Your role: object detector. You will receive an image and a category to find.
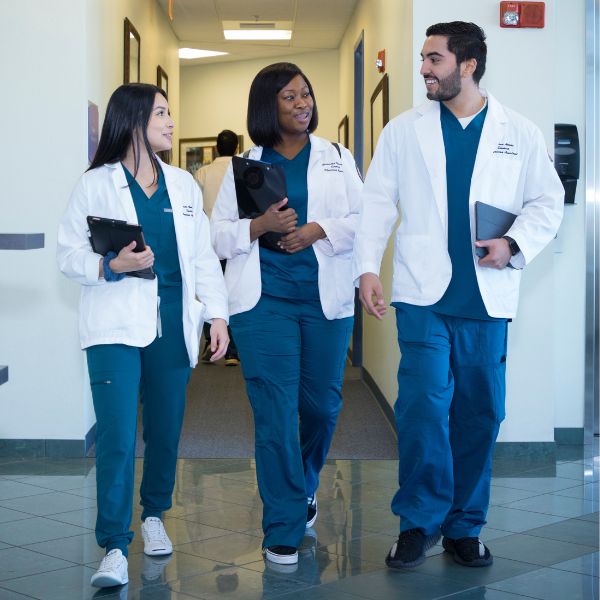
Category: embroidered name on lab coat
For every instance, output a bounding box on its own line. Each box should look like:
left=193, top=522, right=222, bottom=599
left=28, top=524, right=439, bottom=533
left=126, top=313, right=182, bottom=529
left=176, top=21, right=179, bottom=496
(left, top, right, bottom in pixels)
left=182, top=205, right=194, bottom=217
left=493, top=142, right=518, bottom=156
left=323, top=161, right=343, bottom=173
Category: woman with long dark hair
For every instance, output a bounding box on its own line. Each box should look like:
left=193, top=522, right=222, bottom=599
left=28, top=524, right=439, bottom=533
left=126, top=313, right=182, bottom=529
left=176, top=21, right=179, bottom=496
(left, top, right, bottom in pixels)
left=58, top=83, right=228, bottom=588
left=211, top=63, right=363, bottom=565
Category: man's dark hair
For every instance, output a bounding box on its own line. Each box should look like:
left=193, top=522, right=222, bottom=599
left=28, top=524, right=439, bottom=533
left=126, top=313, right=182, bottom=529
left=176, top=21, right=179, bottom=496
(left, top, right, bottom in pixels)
left=426, top=21, right=487, bottom=83
left=247, top=62, right=318, bottom=148
left=216, top=130, right=238, bottom=156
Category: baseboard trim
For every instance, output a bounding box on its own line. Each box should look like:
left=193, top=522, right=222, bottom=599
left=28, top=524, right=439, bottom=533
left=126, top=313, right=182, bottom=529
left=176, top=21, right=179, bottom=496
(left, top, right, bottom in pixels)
left=554, top=427, right=585, bottom=445
left=85, top=423, right=97, bottom=454
left=362, top=367, right=396, bottom=431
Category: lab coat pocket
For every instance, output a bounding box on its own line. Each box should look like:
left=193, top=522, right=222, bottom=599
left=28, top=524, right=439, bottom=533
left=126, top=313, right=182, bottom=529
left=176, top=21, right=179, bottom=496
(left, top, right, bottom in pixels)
left=191, top=298, right=206, bottom=336
left=485, top=157, right=524, bottom=208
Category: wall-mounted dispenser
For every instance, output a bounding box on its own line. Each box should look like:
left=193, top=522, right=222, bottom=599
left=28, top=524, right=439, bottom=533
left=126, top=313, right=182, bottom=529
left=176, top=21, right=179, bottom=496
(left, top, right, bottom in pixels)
left=554, top=123, right=580, bottom=204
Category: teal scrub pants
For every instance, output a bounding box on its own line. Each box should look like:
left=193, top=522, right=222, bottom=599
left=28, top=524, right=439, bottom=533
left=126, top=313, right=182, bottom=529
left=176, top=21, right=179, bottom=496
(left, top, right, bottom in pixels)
left=230, top=294, right=353, bottom=549
left=391, top=304, right=507, bottom=539
left=86, top=296, right=191, bottom=556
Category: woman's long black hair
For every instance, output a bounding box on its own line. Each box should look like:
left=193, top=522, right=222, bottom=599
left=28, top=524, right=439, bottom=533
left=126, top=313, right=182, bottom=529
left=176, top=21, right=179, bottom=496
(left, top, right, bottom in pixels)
left=247, top=62, right=318, bottom=148
left=88, top=83, right=168, bottom=184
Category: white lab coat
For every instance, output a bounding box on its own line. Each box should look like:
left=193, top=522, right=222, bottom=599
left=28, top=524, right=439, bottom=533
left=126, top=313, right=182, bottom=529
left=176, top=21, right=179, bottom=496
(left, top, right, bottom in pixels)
left=57, top=158, right=228, bottom=367
left=352, top=91, right=564, bottom=319
left=211, top=134, right=363, bottom=319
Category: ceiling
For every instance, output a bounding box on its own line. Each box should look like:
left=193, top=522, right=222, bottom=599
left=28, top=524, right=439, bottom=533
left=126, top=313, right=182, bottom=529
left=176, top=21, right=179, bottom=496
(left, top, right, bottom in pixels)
left=156, top=0, right=359, bottom=66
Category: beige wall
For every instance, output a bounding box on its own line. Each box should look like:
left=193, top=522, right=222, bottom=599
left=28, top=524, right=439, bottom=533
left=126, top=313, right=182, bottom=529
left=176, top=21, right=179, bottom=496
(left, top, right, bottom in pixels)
left=179, top=50, right=340, bottom=158
left=338, top=0, right=414, bottom=406
left=0, top=0, right=178, bottom=443
left=86, top=0, right=181, bottom=163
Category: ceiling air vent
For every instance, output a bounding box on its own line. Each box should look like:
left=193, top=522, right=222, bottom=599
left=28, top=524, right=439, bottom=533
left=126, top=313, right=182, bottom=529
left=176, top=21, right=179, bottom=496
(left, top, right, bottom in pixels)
left=239, top=22, right=276, bottom=29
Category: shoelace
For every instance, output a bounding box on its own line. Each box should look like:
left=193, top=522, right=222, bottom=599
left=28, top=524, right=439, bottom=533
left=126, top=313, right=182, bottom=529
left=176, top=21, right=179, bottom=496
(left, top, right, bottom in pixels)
left=144, top=518, right=169, bottom=543
left=98, top=550, right=123, bottom=572
left=398, top=529, right=422, bottom=547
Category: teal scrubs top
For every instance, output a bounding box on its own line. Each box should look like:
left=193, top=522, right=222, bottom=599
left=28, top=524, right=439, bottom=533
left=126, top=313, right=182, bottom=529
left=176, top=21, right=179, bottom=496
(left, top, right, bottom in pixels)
left=123, top=164, right=182, bottom=303
left=259, top=143, right=320, bottom=300
left=430, top=102, right=503, bottom=321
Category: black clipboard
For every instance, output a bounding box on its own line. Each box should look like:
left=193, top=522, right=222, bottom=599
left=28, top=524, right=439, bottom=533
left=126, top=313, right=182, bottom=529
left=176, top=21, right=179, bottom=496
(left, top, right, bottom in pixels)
left=87, top=216, right=155, bottom=279
left=474, top=201, right=518, bottom=258
left=232, top=155, right=288, bottom=253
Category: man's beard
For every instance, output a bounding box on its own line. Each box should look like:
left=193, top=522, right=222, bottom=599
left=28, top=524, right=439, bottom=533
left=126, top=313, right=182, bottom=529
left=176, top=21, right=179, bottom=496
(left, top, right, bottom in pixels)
left=425, top=66, right=462, bottom=101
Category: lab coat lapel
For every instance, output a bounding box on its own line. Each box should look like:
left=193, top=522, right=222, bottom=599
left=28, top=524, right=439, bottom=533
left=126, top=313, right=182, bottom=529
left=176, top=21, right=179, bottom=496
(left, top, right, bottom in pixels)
left=160, top=160, right=186, bottom=247
left=472, top=92, right=508, bottom=182
left=413, top=101, right=447, bottom=224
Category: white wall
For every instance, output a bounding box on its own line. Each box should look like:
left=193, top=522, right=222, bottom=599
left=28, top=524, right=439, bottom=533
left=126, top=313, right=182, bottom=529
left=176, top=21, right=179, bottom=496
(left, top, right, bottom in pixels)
left=338, top=0, right=414, bottom=405
left=552, top=0, right=586, bottom=429
left=0, top=0, right=178, bottom=445
left=180, top=50, right=340, bottom=153
left=412, top=0, right=585, bottom=442
left=339, top=0, right=585, bottom=443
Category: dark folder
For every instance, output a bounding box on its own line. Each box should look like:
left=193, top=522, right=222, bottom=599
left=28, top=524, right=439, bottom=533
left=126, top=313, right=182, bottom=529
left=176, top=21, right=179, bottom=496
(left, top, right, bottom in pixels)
left=232, top=155, right=288, bottom=253
left=87, top=216, right=155, bottom=279
left=474, top=201, right=518, bottom=258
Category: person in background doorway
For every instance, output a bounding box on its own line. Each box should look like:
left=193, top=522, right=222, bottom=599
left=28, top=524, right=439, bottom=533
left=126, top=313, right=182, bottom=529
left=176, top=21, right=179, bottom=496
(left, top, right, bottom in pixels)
left=353, top=22, right=563, bottom=570
left=211, top=62, right=363, bottom=566
left=195, top=129, right=240, bottom=366
left=57, top=83, right=229, bottom=589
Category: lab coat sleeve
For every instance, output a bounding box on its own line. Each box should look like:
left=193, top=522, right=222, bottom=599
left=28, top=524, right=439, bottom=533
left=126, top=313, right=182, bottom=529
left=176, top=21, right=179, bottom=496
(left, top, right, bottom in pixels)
left=56, top=175, right=105, bottom=286
left=192, top=180, right=229, bottom=323
left=314, top=145, right=363, bottom=257
left=351, top=123, right=401, bottom=284
left=504, top=126, right=564, bottom=269
left=210, top=161, right=254, bottom=259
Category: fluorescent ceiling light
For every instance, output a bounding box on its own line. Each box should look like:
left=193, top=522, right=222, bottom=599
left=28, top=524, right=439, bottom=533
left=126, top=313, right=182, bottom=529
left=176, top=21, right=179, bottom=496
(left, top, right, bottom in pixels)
left=223, top=30, right=292, bottom=40
left=179, top=48, right=228, bottom=59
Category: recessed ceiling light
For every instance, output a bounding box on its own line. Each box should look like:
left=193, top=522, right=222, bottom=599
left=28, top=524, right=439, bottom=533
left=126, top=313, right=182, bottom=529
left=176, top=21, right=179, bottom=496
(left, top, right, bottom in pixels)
left=223, top=30, right=292, bottom=41
left=179, top=48, right=228, bottom=59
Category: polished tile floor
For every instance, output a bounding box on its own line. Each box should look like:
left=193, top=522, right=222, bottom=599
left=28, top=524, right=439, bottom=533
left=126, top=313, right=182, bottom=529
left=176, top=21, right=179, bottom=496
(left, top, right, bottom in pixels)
left=0, top=443, right=597, bottom=600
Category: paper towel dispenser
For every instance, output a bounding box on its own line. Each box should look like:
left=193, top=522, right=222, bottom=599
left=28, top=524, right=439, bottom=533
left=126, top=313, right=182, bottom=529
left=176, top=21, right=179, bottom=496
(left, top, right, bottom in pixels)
left=554, top=123, right=579, bottom=204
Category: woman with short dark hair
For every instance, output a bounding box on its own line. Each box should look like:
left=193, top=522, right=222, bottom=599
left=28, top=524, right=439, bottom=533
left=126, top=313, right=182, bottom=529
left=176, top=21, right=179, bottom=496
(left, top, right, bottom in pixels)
left=58, top=83, right=229, bottom=588
left=211, top=62, right=363, bottom=565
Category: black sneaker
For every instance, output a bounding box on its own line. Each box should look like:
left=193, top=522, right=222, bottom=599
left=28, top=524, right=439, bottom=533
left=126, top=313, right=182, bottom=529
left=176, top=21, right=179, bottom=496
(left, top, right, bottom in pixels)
left=224, top=351, right=240, bottom=367
left=385, top=529, right=441, bottom=569
left=263, top=545, right=298, bottom=565
left=201, top=342, right=213, bottom=364
left=306, top=495, right=317, bottom=528
left=442, top=536, right=493, bottom=567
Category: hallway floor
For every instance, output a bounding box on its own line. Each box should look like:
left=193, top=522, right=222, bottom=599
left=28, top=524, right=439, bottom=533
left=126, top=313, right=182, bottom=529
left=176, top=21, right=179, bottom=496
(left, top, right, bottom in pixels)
left=0, top=443, right=597, bottom=599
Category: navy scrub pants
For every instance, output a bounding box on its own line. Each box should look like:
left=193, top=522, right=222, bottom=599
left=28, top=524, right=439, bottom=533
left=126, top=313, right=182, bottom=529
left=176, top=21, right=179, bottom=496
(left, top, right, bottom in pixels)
left=391, top=304, right=507, bottom=539
left=230, top=294, right=353, bottom=549
left=86, top=297, right=191, bottom=555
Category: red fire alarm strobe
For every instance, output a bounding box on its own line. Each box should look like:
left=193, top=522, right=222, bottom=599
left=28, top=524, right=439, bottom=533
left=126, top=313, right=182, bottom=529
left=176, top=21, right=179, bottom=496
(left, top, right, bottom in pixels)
left=376, top=50, right=385, bottom=73
left=500, top=1, right=545, bottom=28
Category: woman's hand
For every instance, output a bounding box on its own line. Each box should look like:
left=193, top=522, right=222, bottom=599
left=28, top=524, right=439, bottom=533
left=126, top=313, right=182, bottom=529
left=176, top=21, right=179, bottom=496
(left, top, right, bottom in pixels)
left=209, top=319, right=229, bottom=362
left=278, top=222, right=325, bottom=253
left=110, top=240, right=154, bottom=273
left=250, top=198, right=297, bottom=241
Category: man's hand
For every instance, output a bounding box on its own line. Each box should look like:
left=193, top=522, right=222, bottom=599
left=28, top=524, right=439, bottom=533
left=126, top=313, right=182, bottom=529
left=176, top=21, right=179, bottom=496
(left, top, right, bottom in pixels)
left=209, top=319, right=229, bottom=362
left=359, top=273, right=387, bottom=320
left=475, top=238, right=512, bottom=269
left=278, top=222, right=325, bottom=253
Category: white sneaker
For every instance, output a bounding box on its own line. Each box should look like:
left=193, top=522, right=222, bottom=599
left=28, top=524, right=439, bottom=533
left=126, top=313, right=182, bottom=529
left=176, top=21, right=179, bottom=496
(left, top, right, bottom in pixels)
left=306, top=495, right=317, bottom=528
left=90, top=549, right=128, bottom=588
left=141, top=553, right=172, bottom=583
left=263, top=545, right=298, bottom=565
left=141, top=517, right=173, bottom=556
